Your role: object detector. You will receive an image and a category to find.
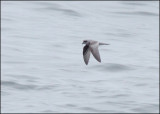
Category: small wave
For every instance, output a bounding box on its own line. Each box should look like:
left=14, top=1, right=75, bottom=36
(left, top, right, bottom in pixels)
left=1, top=91, right=10, bottom=96
left=121, top=2, right=147, bottom=6
left=1, top=80, right=58, bottom=91
left=80, top=106, right=107, bottom=112
left=111, top=93, right=130, bottom=98
left=41, top=109, right=54, bottom=112
left=34, top=3, right=81, bottom=17
left=2, top=17, right=14, bottom=22
left=90, top=63, right=135, bottom=72
left=59, top=103, right=77, bottom=108
left=46, top=7, right=81, bottom=17
left=114, top=11, right=158, bottom=17
left=106, top=32, right=134, bottom=38
left=131, top=103, right=159, bottom=113
left=4, top=74, right=38, bottom=80
left=2, top=61, right=25, bottom=64
left=2, top=81, right=37, bottom=90
left=1, top=27, right=12, bottom=31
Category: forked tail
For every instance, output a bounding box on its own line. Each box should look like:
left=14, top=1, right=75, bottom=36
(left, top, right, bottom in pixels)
left=99, top=42, right=110, bottom=45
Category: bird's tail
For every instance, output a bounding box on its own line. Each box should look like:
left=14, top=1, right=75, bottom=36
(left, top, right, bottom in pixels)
left=99, top=42, right=110, bottom=45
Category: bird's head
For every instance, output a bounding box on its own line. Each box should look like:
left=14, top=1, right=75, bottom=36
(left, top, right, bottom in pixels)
left=82, top=40, right=88, bottom=44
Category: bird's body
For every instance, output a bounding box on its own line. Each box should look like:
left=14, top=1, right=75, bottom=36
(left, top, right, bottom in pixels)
left=82, top=40, right=109, bottom=65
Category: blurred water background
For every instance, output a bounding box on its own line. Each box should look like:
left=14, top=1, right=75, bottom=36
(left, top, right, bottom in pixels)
left=1, top=1, right=159, bottom=113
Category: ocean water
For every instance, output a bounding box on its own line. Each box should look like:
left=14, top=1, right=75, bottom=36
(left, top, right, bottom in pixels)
left=1, top=1, right=159, bottom=113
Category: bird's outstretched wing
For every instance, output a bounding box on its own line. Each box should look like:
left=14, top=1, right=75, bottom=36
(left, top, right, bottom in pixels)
left=90, top=43, right=101, bottom=62
left=83, top=45, right=91, bottom=65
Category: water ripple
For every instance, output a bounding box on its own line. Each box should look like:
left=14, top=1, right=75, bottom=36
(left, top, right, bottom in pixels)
left=41, top=110, right=54, bottom=113
left=2, top=81, right=37, bottom=90
left=2, top=17, right=14, bottom=22
left=34, top=3, right=81, bottom=17
left=79, top=106, right=107, bottom=113
left=90, top=63, right=135, bottom=72
left=121, top=2, right=148, bottom=6
left=1, top=91, right=10, bottom=96
left=131, top=104, right=159, bottom=113
left=2, top=80, right=58, bottom=91
left=114, top=11, right=158, bottom=17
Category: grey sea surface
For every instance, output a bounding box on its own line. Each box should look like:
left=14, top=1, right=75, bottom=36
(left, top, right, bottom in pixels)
left=1, top=1, right=159, bottom=113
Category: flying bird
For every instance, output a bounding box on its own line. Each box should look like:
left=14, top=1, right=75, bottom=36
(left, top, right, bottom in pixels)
left=82, top=40, right=109, bottom=65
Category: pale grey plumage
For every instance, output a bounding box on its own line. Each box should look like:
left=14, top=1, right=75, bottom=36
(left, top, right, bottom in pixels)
left=82, top=40, right=109, bottom=65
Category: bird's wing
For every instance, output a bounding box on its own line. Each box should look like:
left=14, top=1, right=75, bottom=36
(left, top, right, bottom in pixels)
left=83, top=45, right=91, bottom=65
left=90, top=43, right=101, bottom=62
